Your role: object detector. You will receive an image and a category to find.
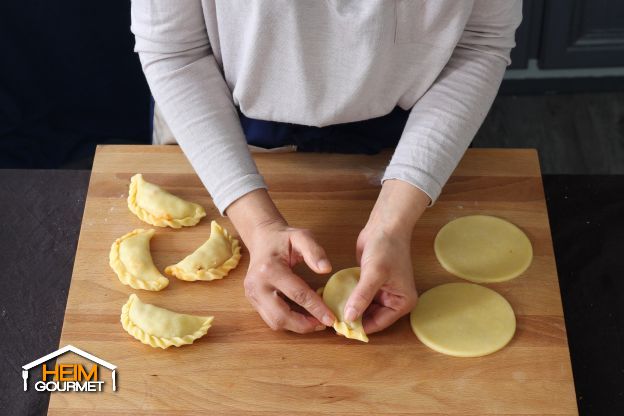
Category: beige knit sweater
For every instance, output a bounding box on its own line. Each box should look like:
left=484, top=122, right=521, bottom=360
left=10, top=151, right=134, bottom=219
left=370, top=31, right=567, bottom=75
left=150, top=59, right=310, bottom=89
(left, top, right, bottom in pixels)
left=131, top=0, right=521, bottom=213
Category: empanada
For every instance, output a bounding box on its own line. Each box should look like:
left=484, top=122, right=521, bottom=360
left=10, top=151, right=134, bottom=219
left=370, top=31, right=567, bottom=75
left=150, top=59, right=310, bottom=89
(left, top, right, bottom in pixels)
left=109, top=229, right=169, bottom=291
left=322, top=267, right=369, bottom=343
left=165, top=221, right=241, bottom=281
left=128, top=173, right=206, bottom=228
left=121, top=294, right=214, bottom=349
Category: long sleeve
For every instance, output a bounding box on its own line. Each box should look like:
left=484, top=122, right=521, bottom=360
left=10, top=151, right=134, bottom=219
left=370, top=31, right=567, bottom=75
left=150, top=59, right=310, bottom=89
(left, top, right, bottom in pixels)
left=382, top=0, right=522, bottom=203
left=130, top=0, right=266, bottom=214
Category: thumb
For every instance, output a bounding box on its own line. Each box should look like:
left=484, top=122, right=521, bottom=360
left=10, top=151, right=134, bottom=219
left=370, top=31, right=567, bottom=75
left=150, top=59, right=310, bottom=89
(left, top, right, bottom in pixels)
left=344, top=265, right=384, bottom=323
left=291, top=230, right=332, bottom=274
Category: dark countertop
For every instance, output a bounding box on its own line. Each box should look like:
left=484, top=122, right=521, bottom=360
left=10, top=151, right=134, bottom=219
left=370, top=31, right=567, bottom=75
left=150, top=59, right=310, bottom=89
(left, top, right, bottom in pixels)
left=543, top=175, right=624, bottom=415
left=0, top=170, right=90, bottom=416
left=0, top=170, right=622, bottom=415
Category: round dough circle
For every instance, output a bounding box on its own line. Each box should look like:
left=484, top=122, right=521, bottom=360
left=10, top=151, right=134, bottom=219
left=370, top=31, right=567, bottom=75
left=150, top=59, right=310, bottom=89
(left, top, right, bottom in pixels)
left=434, top=215, right=533, bottom=283
left=410, top=283, right=516, bottom=357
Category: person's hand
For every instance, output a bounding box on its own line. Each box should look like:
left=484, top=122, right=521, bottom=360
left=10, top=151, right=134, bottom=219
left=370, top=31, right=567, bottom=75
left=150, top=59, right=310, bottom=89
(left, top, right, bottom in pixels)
left=343, top=179, right=430, bottom=334
left=243, top=220, right=336, bottom=333
left=226, top=189, right=336, bottom=333
left=348, top=222, right=418, bottom=333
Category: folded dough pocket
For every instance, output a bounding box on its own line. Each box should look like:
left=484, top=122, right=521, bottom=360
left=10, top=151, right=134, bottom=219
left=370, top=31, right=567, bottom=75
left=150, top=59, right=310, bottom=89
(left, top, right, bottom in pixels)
left=121, top=294, right=214, bottom=349
left=322, top=267, right=369, bottom=343
left=128, top=173, right=206, bottom=228
left=165, top=221, right=241, bottom=281
left=109, top=229, right=169, bottom=291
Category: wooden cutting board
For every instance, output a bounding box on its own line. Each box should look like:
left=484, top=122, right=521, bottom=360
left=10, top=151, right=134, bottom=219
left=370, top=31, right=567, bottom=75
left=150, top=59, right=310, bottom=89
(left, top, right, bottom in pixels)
left=49, top=145, right=577, bottom=415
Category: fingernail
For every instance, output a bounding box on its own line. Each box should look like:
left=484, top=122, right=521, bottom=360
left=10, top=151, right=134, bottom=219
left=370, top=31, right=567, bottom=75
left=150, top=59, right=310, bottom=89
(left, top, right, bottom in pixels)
left=314, top=324, right=326, bottom=331
left=317, top=259, right=331, bottom=272
left=322, top=314, right=334, bottom=327
left=344, top=307, right=358, bottom=323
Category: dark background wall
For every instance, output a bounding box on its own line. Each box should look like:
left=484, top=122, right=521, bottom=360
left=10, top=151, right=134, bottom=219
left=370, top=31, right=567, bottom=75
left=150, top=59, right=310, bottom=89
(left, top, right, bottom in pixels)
left=0, top=1, right=151, bottom=169
left=0, top=0, right=623, bottom=170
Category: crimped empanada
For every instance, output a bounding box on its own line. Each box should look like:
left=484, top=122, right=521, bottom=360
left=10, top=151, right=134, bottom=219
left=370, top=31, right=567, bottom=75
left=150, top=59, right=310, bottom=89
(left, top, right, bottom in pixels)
left=128, top=174, right=206, bottom=228
left=165, top=221, right=241, bottom=281
left=109, top=229, right=169, bottom=291
left=323, top=267, right=369, bottom=342
left=121, top=294, right=214, bottom=349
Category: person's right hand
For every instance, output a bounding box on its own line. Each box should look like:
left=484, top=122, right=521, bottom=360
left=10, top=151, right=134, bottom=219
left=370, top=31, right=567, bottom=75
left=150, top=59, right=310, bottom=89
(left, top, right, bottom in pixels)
left=243, top=220, right=336, bottom=333
left=226, top=189, right=336, bottom=334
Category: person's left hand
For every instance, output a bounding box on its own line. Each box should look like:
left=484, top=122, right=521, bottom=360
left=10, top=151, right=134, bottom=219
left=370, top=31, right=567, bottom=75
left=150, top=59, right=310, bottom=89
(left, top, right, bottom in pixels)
left=344, top=220, right=418, bottom=334
left=342, top=179, right=430, bottom=334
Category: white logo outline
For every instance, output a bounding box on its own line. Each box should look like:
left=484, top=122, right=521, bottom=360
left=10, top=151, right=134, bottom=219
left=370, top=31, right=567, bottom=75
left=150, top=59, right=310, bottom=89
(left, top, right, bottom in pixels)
left=22, top=345, right=117, bottom=391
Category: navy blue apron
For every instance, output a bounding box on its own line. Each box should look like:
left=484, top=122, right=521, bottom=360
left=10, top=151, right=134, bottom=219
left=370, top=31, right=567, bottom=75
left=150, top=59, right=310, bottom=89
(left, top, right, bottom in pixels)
left=239, top=106, right=410, bottom=154
left=151, top=97, right=410, bottom=154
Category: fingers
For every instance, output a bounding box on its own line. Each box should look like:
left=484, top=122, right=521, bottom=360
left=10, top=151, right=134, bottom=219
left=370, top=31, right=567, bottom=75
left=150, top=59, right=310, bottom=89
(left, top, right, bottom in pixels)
left=343, top=265, right=385, bottom=323
left=275, top=271, right=335, bottom=327
left=364, top=291, right=418, bottom=333
left=265, top=291, right=327, bottom=334
left=244, top=262, right=336, bottom=333
left=242, top=225, right=335, bottom=334
left=246, top=278, right=325, bottom=334
left=291, top=229, right=332, bottom=274
left=374, top=290, right=410, bottom=312
left=355, top=232, right=366, bottom=265
left=362, top=304, right=404, bottom=334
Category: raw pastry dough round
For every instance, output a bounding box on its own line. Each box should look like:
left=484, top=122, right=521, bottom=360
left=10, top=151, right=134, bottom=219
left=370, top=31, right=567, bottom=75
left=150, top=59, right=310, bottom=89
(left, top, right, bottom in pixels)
left=322, top=267, right=368, bottom=343
left=410, top=283, right=516, bottom=357
left=434, top=215, right=533, bottom=283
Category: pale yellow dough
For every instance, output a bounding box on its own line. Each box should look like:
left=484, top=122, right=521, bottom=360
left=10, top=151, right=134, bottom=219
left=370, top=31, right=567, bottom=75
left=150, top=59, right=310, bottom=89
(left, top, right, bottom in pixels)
left=410, top=283, right=516, bottom=357
left=121, top=294, right=214, bottom=349
left=165, top=221, right=241, bottom=281
left=434, top=215, right=533, bottom=283
left=322, top=267, right=368, bottom=343
left=109, top=229, right=169, bottom=291
left=128, top=173, right=206, bottom=228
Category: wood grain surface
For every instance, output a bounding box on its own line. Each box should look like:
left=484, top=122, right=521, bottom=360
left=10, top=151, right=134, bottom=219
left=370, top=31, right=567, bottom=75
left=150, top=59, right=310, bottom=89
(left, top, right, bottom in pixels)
left=49, top=145, right=577, bottom=415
